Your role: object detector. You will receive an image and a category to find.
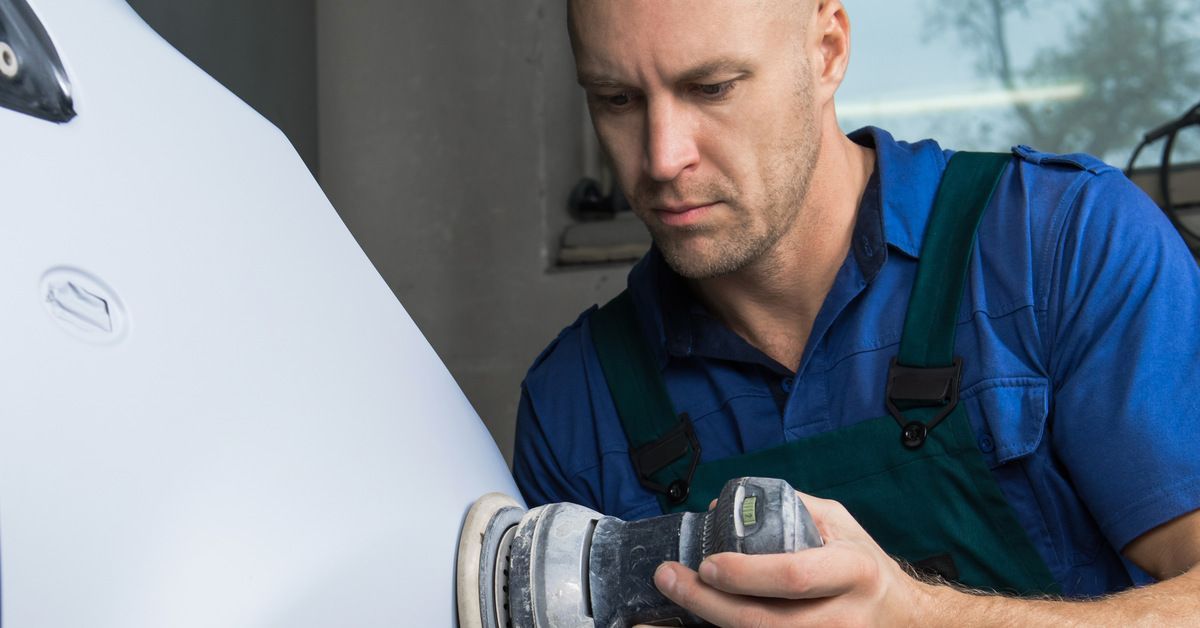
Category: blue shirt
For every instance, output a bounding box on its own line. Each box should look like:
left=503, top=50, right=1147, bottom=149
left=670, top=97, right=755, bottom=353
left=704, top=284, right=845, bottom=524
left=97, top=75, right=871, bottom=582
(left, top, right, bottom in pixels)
left=514, top=127, right=1200, bottom=597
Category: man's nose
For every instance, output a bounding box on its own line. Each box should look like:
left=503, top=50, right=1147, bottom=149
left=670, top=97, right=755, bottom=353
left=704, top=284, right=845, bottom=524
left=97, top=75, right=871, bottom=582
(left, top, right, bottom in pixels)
left=643, top=100, right=699, bottom=182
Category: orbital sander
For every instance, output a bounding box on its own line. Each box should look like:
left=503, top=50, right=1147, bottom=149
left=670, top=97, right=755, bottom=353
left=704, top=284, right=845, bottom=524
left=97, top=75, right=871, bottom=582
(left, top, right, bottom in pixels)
left=456, top=477, right=823, bottom=628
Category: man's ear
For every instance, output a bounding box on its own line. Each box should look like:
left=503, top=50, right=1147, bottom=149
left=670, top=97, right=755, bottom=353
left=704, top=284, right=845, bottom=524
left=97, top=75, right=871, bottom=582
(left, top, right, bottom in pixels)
left=813, top=0, right=850, bottom=103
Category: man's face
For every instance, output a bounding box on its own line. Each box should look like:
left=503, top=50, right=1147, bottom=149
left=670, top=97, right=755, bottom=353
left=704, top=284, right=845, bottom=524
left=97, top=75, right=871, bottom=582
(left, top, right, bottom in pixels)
left=570, top=0, right=822, bottom=279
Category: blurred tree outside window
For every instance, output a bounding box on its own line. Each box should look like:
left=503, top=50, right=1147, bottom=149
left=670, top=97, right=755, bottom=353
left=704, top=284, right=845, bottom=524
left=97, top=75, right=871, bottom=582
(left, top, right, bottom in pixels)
left=839, top=0, right=1200, bottom=166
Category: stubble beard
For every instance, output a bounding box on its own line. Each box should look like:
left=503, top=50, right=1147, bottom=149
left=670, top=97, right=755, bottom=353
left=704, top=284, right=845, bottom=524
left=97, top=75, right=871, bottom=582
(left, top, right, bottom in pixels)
left=635, top=91, right=821, bottom=281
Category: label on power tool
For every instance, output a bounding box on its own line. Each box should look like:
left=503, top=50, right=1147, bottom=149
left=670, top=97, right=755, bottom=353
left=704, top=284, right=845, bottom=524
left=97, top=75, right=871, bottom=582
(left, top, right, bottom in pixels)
left=741, top=496, right=757, bottom=527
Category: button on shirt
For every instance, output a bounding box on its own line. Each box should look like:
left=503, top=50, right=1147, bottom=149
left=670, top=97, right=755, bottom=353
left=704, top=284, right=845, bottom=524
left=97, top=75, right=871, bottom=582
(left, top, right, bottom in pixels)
left=514, top=127, right=1200, bottom=597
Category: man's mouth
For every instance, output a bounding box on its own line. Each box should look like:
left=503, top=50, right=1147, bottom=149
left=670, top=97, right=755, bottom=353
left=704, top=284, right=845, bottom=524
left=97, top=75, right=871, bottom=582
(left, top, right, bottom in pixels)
left=654, top=202, right=718, bottom=227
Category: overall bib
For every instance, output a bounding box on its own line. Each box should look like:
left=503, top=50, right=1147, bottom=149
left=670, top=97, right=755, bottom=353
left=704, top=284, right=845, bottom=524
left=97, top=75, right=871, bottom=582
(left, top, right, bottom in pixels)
left=589, top=153, right=1059, bottom=595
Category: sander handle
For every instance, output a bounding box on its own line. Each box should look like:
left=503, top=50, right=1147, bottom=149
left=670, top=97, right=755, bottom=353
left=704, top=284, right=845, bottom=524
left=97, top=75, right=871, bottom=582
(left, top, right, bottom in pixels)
left=586, top=476, right=823, bottom=627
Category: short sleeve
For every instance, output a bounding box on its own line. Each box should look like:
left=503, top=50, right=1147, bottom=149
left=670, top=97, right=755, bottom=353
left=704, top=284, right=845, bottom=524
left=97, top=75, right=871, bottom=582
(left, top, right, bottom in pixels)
left=1046, top=169, right=1200, bottom=551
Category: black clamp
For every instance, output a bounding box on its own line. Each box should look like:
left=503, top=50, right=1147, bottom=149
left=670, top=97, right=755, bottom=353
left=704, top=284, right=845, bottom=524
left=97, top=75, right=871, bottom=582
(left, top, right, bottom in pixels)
left=885, top=357, right=963, bottom=449
left=630, top=413, right=701, bottom=505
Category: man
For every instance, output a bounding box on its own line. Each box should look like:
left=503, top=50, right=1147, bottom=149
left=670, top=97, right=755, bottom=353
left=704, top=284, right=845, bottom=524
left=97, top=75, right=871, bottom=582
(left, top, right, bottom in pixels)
left=514, top=0, right=1200, bottom=624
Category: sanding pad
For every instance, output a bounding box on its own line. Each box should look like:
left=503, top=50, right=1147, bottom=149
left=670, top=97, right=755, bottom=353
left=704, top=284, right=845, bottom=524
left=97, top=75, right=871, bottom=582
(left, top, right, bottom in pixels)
left=456, top=493, right=524, bottom=628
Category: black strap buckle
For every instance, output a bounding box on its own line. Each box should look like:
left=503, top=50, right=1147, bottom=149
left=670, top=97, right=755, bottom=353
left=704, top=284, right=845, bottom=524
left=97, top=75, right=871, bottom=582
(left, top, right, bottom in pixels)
left=630, top=413, right=701, bottom=505
left=886, top=357, right=963, bottom=449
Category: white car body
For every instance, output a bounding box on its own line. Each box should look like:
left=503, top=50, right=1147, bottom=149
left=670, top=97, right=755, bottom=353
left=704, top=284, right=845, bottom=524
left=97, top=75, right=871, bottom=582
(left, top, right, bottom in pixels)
left=0, top=0, right=518, bottom=625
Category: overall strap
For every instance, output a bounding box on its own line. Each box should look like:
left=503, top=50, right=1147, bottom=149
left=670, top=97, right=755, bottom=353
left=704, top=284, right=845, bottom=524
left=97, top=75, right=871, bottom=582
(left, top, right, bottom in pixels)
left=590, top=290, right=700, bottom=508
left=886, top=151, right=1012, bottom=448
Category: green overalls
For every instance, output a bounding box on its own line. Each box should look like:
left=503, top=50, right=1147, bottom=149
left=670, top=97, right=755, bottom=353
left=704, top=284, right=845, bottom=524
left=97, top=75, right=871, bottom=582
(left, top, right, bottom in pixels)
left=589, top=153, right=1060, bottom=595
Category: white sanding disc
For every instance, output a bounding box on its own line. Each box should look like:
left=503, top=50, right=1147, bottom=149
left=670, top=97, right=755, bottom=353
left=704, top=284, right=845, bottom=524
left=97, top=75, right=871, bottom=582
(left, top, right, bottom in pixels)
left=457, top=492, right=523, bottom=628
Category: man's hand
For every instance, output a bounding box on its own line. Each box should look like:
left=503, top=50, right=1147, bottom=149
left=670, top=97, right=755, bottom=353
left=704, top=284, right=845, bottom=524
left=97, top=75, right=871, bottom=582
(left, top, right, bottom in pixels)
left=650, top=492, right=933, bottom=627
left=646, top=492, right=1200, bottom=627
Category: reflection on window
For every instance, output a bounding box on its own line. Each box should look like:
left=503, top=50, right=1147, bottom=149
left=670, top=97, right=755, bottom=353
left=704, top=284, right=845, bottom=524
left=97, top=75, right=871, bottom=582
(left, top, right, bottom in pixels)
left=839, top=0, right=1200, bottom=165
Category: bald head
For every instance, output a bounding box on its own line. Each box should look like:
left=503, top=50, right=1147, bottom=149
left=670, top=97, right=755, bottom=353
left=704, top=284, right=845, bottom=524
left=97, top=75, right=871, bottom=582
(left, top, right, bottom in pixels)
left=568, top=0, right=815, bottom=57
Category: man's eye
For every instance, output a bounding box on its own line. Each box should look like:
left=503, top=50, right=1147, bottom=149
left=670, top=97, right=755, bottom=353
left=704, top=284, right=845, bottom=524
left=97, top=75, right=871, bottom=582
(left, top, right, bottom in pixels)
left=589, top=91, right=638, bottom=112
left=694, top=81, right=736, bottom=100
left=608, top=93, right=632, bottom=107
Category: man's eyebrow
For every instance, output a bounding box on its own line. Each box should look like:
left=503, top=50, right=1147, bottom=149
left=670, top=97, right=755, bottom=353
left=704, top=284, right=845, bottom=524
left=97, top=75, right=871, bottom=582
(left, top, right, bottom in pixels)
left=577, top=58, right=755, bottom=89
left=576, top=72, right=626, bottom=89
left=674, top=58, right=755, bottom=84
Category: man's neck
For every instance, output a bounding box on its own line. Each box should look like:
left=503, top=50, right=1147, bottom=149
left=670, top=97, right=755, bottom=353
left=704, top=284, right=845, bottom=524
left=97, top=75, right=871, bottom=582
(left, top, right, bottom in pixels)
left=690, top=124, right=876, bottom=372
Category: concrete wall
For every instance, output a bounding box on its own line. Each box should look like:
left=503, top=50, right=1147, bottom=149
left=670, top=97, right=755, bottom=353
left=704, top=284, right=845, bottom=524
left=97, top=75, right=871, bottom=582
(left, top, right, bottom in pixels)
left=315, top=1, right=628, bottom=462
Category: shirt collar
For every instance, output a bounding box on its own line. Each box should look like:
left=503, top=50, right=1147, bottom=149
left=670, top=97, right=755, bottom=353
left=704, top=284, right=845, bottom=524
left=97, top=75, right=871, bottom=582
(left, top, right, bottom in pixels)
left=628, top=247, right=789, bottom=370
left=847, top=126, right=951, bottom=259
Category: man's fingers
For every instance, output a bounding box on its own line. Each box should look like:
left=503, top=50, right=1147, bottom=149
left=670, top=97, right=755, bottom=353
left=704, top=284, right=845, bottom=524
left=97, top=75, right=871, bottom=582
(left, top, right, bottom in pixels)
left=696, top=543, right=876, bottom=599
left=654, top=561, right=785, bottom=627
